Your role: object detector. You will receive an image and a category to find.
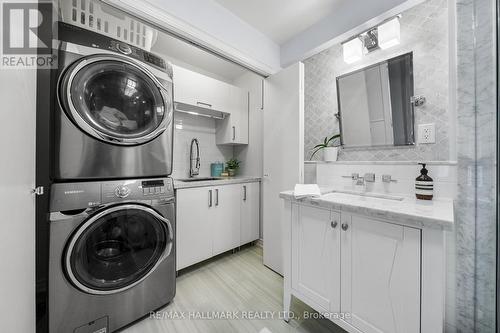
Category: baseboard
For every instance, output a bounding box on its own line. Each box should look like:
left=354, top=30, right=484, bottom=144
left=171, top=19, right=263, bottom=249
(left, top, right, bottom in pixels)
left=255, top=238, right=263, bottom=248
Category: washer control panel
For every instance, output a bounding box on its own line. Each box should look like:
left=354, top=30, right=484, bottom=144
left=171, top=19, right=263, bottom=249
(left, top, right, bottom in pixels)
left=101, top=178, right=174, bottom=203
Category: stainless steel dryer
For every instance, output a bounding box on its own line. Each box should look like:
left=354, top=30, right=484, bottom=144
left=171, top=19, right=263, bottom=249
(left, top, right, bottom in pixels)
left=53, top=22, right=174, bottom=180
left=49, top=177, right=176, bottom=333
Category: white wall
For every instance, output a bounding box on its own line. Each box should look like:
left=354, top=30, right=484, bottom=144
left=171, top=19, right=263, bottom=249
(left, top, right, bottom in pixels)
left=0, top=69, right=36, bottom=331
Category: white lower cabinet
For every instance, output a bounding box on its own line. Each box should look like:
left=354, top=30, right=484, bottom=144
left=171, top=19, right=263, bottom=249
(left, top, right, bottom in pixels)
left=212, top=184, right=241, bottom=256
left=340, top=214, right=420, bottom=333
left=291, top=205, right=341, bottom=313
left=240, top=182, right=260, bottom=244
left=284, top=203, right=429, bottom=333
left=176, top=182, right=260, bottom=270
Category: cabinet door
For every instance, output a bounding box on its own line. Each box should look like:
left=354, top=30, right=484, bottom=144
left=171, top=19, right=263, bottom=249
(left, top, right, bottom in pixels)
left=340, top=214, right=421, bottom=333
left=291, top=205, right=341, bottom=312
left=172, top=65, right=229, bottom=111
left=240, top=182, right=260, bottom=244
left=176, top=187, right=216, bottom=270
left=212, top=184, right=241, bottom=255
left=216, top=86, right=249, bottom=145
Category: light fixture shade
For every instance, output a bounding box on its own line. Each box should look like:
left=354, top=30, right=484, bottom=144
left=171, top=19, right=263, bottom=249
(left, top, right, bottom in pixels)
left=378, top=17, right=401, bottom=49
left=343, top=38, right=363, bottom=64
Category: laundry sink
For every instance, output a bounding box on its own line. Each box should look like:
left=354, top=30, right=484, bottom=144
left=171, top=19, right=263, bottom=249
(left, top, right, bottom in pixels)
left=177, top=177, right=224, bottom=182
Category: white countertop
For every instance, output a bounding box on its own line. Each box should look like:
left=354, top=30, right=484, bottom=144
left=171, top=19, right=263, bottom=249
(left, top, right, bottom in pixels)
left=174, top=177, right=261, bottom=189
left=280, top=188, right=454, bottom=231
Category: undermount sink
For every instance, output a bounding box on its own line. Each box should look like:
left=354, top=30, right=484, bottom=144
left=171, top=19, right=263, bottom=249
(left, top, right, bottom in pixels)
left=177, top=177, right=224, bottom=182
left=323, top=190, right=404, bottom=201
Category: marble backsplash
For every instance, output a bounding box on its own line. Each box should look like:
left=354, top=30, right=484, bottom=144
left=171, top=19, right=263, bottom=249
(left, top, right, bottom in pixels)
left=303, top=0, right=452, bottom=162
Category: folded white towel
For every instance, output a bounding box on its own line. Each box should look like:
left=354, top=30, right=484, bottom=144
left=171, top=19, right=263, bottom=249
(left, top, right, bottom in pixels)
left=294, top=184, right=321, bottom=199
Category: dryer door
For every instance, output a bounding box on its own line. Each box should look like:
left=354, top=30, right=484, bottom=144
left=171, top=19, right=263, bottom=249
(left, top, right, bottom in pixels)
left=65, top=204, right=173, bottom=295
left=60, top=54, right=173, bottom=145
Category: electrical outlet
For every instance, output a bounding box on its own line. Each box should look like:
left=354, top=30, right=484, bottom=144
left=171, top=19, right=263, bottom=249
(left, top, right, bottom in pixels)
left=418, top=123, right=436, bottom=144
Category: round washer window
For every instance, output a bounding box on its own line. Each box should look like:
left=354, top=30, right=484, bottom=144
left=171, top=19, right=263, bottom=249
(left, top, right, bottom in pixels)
left=66, top=59, right=166, bottom=141
left=67, top=205, right=170, bottom=293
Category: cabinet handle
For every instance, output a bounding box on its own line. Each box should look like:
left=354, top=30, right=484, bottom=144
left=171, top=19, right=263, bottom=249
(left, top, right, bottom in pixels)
left=243, top=185, right=247, bottom=201
left=215, top=189, right=219, bottom=206
left=208, top=190, right=212, bottom=207
left=197, top=101, right=212, bottom=108
left=232, top=126, right=236, bottom=141
left=341, top=223, right=349, bottom=231
left=331, top=221, right=338, bottom=229
left=261, top=79, right=264, bottom=110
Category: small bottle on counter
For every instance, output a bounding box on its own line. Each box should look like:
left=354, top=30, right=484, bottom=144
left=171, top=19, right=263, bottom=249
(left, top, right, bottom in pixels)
left=415, top=163, right=433, bottom=200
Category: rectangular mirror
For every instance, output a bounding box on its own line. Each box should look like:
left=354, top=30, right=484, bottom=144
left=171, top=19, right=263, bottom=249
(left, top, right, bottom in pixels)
left=336, top=52, right=415, bottom=148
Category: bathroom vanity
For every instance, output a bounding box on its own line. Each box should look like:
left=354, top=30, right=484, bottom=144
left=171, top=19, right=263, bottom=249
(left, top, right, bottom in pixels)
left=280, top=190, right=453, bottom=333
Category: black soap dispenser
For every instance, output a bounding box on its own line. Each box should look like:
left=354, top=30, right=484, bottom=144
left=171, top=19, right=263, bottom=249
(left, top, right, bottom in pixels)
left=415, top=163, right=433, bottom=200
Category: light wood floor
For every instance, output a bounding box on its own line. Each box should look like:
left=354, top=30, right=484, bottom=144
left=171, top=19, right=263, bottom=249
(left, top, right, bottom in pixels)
left=123, top=245, right=346, bottom=333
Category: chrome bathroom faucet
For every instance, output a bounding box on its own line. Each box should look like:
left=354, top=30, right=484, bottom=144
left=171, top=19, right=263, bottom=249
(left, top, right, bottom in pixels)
left=189, top=138, right=200, bottom=177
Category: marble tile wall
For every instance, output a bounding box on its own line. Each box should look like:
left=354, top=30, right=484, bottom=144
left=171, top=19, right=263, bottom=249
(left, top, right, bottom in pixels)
left=304, top=0, right=451, bottom=162
left=171, top=112, right=233, bottom=179
left=451, top=0, right=497, bottom=331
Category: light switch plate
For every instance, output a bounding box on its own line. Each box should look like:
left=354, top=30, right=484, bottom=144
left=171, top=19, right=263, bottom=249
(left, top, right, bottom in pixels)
left=418, top=123, right=436, bottom=144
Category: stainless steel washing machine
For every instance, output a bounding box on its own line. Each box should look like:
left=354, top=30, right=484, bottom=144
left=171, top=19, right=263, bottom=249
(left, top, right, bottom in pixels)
left=53, top=22, right=174, bottom=180
left=49, top=177, right=175, bottom=333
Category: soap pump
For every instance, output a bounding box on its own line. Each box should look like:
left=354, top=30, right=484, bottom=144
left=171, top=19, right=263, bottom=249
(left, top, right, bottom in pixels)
left=415, top=163, right=433, bottom=200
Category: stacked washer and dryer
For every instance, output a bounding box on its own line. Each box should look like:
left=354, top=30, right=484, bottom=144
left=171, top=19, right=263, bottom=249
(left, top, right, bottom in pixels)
left=48, top=14, right=176, bottom=333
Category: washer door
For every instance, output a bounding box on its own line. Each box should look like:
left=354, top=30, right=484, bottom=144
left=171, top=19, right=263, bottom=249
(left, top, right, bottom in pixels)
left=65, top=204, right=173, bottom=295
left=59, top=54, right=172, bottom=145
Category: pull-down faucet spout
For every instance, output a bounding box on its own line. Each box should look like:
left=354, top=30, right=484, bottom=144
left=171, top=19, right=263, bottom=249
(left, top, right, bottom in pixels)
left=190, top=138, right=200, bottom=177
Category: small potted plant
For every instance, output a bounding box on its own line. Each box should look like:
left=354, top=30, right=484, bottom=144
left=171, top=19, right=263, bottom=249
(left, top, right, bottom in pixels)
left=310, top=134, right=341, bottom=162
left=226, top=158, right=240, bottom=177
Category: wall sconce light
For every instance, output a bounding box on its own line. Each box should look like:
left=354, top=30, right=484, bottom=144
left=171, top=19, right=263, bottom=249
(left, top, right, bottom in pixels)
left=378, top=16, right=401, bottom=49
left=342, top=37, right=363, bottom=64
left=341, top=15, right=401, bottom=64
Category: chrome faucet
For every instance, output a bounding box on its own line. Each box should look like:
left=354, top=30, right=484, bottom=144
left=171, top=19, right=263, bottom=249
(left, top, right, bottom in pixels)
left=189, top=138, right=200, bottom=177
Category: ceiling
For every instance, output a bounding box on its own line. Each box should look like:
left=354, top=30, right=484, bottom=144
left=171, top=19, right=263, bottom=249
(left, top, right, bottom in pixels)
left=214, top=0, right=343, bottom=44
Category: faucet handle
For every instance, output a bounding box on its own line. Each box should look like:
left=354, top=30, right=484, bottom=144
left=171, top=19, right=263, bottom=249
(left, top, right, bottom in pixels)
left=382, top=174, right=397, bottom=183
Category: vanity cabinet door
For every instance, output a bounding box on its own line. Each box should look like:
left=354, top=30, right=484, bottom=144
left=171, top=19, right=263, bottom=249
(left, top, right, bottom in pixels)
left=176, top=186, right=217, bottom=270
left=340, top=214, right=421, bottom=333
left=291, top=205, right=341, bottom=313
left=212, top=184, right=241, bottom=255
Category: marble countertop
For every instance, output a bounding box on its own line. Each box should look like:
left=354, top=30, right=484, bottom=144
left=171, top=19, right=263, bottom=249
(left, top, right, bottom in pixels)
left=174, top=177, right=261, bottom=189
left=280, top=188, right=454, bottom=231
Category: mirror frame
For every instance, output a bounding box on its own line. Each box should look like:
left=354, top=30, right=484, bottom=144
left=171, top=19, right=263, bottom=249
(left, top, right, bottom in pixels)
left=336, top=52, right=415, bottom=149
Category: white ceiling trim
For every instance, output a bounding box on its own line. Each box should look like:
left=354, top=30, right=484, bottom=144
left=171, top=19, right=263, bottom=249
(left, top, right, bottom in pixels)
left=103, top=0, right=281, bottom=76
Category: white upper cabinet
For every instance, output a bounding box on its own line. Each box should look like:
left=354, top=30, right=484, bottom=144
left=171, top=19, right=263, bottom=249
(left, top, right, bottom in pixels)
left=216, top=86, right=249, bottom=145
left=172, top=64, right=230, bottom=112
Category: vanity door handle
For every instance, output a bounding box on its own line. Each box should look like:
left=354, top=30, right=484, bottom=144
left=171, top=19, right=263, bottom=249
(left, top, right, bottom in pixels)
left=243, top=185, right=247, bottom=201
left=331, top=221, right=338, bottom=229
left=215, top=189, right=219, bottom=206
left=208, top=190, right=213, bottom=207
left=232, top=126, right=236, bottom=141
left=341, top=223, right=349, bottom=231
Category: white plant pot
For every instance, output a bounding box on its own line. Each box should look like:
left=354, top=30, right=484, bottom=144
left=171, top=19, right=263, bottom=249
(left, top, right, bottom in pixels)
left=323, top=147, right=339, bottom=162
